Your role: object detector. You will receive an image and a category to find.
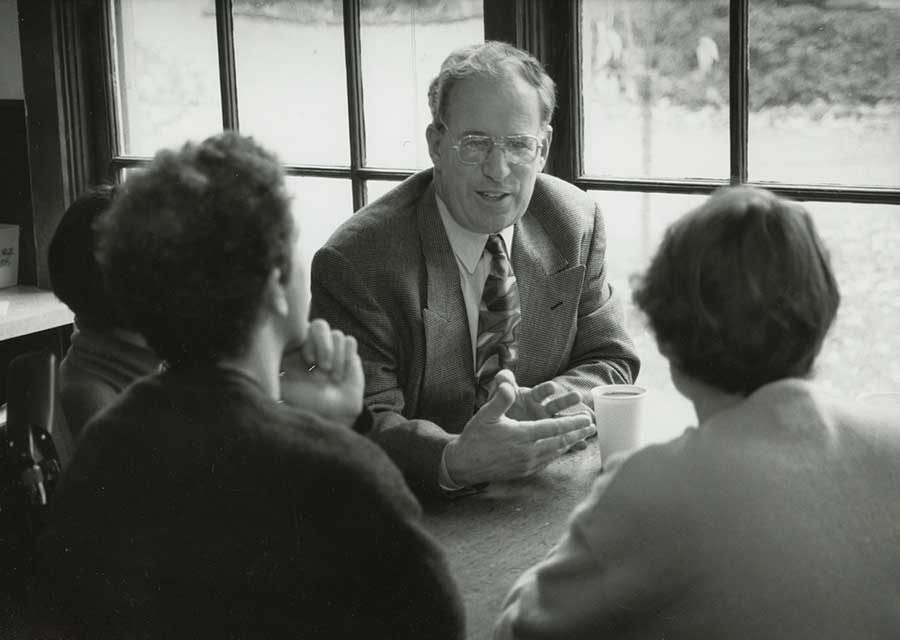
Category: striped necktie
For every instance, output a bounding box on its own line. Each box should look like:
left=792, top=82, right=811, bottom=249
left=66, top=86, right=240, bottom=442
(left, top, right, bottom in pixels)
left=474, top=234, right=521, bottom=408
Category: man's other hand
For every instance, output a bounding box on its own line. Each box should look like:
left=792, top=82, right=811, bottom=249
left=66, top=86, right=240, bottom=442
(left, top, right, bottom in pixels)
left=443, top=378, right=596, bottom=487
left=280, top=319, right=364, bottom=428
left=492, top=369, right=592, bottom=422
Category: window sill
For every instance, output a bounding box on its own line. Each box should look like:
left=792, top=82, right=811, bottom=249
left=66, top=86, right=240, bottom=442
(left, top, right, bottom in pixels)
left=0, top=286, right=74, bottom=342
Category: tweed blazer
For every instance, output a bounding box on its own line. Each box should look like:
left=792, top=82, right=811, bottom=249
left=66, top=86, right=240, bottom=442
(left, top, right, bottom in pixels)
left=495, top=379, right=900, bottom=639
left=310, top=169, right=639, bottom=495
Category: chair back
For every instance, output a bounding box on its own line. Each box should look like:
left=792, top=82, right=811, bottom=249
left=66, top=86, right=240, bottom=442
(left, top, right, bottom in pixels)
left=0, top=351, right=73, bottom=599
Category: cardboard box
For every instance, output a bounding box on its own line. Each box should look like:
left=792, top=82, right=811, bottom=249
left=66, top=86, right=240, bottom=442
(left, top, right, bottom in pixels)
left=0, top=224, right=20, bottom=288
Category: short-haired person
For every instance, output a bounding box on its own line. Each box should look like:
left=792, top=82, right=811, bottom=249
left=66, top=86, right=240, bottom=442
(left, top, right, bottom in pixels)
left=309, top=41, right=638, bottom=497
left=495, top=187, right=900, bottom=639
left=34, top=132, right=464, bottom=639
left=48, top=185, right=161, bottom=437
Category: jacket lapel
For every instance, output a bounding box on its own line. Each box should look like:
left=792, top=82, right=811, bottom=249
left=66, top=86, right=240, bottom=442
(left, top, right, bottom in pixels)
left=418, top=187, right=476, bottom=430
left=512, top=211, right=585, bottom=387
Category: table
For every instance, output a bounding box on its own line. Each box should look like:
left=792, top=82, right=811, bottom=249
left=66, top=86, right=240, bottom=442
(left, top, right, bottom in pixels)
left=422, top=441, right=605, bottom=640
left=0, top=286, right=73, bottom=341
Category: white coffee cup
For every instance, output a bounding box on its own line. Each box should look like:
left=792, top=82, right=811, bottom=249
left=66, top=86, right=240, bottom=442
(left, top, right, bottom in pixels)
left=591, top=384, right=647, bottom=457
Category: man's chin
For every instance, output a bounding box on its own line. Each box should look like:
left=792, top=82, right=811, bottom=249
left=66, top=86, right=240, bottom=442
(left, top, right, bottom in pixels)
left=470, top=207, right=523, bottom=233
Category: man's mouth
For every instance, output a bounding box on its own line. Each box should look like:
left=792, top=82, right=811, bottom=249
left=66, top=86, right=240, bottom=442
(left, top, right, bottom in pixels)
left=476, top=190, right=509, bottom=202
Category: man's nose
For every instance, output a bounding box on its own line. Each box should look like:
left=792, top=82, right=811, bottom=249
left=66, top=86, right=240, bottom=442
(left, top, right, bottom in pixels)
left=481, top=143, right=511, bottom=181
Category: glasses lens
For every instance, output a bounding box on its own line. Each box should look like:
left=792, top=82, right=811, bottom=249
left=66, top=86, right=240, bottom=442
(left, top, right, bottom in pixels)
left=454, top=134, right=540, bottom=165
left=503, top=137, right=539, bottom=165
left=458, top=136, right=492, bottom=164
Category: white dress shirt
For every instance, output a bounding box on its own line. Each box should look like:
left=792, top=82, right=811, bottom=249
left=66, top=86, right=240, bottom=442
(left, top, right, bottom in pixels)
left=435, top=195, right=515, bottom=370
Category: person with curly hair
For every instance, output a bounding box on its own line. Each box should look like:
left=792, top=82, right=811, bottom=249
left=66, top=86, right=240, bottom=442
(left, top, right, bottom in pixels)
left=34, top=132, right=464, bottom=639
left=48, top=185, right=162, bottom=437
left=495, top=186, right=900, bottom=639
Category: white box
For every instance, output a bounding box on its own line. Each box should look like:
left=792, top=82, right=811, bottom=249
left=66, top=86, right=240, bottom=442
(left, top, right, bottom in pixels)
left=0, top=224, right=20, bottom=288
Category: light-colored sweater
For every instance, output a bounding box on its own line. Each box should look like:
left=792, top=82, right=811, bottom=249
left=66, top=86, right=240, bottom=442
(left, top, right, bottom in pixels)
left=496, top=379, right=900, bottom=640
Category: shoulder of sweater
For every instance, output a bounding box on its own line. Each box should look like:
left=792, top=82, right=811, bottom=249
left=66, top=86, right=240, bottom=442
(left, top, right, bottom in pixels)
left=270, top=406, right=421, bottom=514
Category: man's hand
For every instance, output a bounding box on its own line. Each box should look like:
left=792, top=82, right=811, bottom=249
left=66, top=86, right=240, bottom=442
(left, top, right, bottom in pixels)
left=492, top=369, right=592, bottom=422
left=280, top=319, right=364, bottom=428
left=443, top=378, right=596, bottom=487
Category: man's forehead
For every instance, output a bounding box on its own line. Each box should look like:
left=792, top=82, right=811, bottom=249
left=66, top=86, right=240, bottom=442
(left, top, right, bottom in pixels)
left=445, top=74, right=543, bottom=135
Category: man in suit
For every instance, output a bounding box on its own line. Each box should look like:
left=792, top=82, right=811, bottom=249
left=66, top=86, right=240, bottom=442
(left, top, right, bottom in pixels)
left=310, top=42, right=639, bottom=497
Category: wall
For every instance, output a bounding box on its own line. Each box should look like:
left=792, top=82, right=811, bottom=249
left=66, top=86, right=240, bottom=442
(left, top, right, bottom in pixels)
left=0, top=0, right=53, bottom=404
left=0, top=0, right=34, bottom=288
left=0, top=0, right=23, bottom=99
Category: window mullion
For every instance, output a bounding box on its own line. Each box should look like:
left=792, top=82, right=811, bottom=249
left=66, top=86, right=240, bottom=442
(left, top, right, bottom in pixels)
left=730, top=0, right=749, bottom=185
left=343, top=0, right=366, bottom=211
left=215, top=0, right=239, bottom=131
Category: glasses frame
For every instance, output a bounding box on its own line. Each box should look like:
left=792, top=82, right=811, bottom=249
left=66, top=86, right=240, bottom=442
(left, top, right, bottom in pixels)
left=439, top=119, right=548, bottom=167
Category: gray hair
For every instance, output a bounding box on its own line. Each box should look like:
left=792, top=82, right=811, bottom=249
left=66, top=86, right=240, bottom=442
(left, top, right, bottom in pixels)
left=427, top=41, right=557, bottom=128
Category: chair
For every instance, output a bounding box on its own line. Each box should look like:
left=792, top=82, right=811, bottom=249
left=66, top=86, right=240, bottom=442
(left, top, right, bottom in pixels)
left=0, top=351, right=73, bottom=601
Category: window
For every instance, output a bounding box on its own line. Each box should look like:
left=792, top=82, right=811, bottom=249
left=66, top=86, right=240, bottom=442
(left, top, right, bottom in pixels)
left=32, top=0, right=899, bottom=444
left=576, top=0, right=900, bottom=443
left=106, top=0, right=484, bottom=271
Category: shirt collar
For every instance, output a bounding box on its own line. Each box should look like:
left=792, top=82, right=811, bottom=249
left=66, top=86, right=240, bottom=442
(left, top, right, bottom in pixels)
left=435, top=194, right=515, bottom=275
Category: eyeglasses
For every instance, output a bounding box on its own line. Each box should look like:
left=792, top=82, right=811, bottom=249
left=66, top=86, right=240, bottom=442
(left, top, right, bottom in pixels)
left=440, top=119, right=545, bottom=167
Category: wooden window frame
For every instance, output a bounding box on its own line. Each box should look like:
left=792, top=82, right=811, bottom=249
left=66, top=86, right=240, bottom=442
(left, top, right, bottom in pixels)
left=542, top=0, right=900, bottom=205
left=19, top=0, right=900, bottom=293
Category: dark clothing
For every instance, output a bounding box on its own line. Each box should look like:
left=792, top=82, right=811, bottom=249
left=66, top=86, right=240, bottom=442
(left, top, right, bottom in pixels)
left=34, top=366, right=464, bottom=639
left=58, top=321, right=161, bottom=438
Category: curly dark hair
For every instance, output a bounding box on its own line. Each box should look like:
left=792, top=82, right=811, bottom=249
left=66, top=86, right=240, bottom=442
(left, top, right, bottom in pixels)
left=48, top=184, right=128, bottom=330
left=632, top=186, right=840, bottom=396
left=96, top=132, right=294, bottom=367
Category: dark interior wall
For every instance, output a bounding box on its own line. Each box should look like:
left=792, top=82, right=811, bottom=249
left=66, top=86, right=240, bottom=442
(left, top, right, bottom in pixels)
left=0, top=98, right=71, bottom=406
left=0, top=99, right=37, bottom=287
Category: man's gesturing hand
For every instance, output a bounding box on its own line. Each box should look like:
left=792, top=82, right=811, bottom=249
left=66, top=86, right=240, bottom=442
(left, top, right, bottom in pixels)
left=492, top=369, right=592, bottom=422
left=279, top=319, right=364, bottom=428
left=443, top=378, right=596, bottom=487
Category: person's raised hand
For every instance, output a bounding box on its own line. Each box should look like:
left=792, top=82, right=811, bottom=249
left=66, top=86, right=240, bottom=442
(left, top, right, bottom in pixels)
left=443, top=378, right=596, bottom=487
left=279, top=318, right=364, bottom=428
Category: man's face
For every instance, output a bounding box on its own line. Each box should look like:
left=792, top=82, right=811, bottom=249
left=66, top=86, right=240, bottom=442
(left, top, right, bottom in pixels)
left=426, top=73, right=552, bottom=234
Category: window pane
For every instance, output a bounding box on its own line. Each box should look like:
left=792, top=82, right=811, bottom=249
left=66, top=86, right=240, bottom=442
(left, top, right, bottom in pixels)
left=113, top=0, right=222, bottom=156
left=749, top=2, right=900, bottom=186
left=365, top=179, right=402, bottom=206
left=592, top=192, right=900, bottom=445
left=360, top=1, right=483, bottom=169
left=234, top=1, right=349, bottom=166
left=285, top=177, right=353, bottom=272
left=808, top=202, right=900, bottom=397
left=582, top=1, right=730, bottom=179
left=590, top=191, right=706, bottom=444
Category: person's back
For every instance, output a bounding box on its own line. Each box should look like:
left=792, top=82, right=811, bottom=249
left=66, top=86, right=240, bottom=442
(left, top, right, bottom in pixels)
left=496, top=186, right=900, bottom=639
left=586, top=379, right=900, bottom=638
left=34, top=132, right=464, bottom=639
left=36, top=365, right=462, bottom=639
left=48, top=186, right=161, bottom=437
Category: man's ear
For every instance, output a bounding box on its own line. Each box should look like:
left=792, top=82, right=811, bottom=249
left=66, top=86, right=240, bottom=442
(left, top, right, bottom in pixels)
left=537, top=125, right=553, bottom=170
left=426, top=122, right=444, bottom=166
left=265, top=267, right=290, bottom=318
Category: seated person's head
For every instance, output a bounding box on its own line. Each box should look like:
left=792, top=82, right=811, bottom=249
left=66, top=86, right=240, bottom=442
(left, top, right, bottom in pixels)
left=96, top=131, right=300, bottom=368
left=49, top=185, right=128, bottom=330
left=632, top=186, right=840, bottom=396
